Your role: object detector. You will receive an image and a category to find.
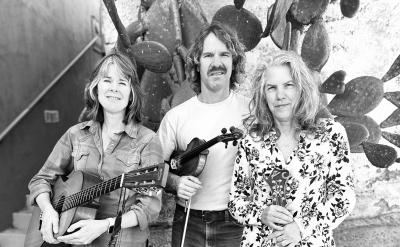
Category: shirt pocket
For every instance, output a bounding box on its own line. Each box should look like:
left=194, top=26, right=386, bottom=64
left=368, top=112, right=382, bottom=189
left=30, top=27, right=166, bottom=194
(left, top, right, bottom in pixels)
left=115, top=151, right=140, bottom=169
left=72, top=148, right=90, bottom=170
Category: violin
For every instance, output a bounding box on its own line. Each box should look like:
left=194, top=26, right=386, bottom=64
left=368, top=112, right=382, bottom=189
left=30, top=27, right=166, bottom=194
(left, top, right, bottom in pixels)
left=168, top=127, right=243, bottom=177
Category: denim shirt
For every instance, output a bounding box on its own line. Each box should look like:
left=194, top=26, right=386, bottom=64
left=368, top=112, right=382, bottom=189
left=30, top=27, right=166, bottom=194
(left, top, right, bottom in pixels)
left=28, top=120, right=163, bottom=246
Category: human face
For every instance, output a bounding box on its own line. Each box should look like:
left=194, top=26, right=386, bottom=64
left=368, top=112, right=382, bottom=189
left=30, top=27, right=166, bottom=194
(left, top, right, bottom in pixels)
left=97, top=63, right=132, bottom=115
left=199, top=33, right=233, bottom=94
left=264, top=65, right=300, bottom=124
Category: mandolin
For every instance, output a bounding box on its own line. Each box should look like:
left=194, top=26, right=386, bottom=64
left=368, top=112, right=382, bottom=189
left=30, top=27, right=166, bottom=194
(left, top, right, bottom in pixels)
left=168, top=127, right=243, bottom=177
left=265, top=168, right=291, bottom=207
left=24, top=163, right=169, bottom=247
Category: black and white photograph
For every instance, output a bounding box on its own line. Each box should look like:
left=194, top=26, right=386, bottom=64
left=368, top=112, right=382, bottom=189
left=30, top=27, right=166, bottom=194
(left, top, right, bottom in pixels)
left=0, top=0, right=399, bottom=246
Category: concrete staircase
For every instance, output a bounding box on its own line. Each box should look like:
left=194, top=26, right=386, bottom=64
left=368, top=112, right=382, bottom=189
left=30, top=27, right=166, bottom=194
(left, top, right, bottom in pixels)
left=0, top=210, right=32, bottom=247
left=0, top=196, right=32, bottom=247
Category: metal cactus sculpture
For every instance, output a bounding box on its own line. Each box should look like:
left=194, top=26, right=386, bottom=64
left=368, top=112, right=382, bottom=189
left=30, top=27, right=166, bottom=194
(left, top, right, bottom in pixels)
left=103, top=0, right=207, bottom=130
left=212, top=0, right=399, bottom=170
left=103, top=0, right=400, bottom=171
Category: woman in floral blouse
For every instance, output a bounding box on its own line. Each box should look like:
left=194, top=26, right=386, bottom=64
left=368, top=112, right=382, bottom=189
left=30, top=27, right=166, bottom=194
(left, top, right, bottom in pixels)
left=228, top=51, right=356, bottom=247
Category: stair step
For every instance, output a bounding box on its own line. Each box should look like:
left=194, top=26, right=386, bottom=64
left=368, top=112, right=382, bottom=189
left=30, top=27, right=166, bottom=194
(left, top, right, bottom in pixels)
left=0, top=228, right=25, bottom=247
left=13, top=209, right=32, bottom=232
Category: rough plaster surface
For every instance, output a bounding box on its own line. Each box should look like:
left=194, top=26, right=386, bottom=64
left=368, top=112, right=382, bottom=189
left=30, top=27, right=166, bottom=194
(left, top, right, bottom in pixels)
left=101, top=1, right=400, bottom=246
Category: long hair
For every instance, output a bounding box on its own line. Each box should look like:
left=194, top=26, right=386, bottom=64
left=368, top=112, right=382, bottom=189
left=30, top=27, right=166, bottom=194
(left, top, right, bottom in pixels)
left=186, top=21, right=246, bottom=94
left=244, top=51, right=321, bottom=138
left=82, top=51, right=143, bottom=124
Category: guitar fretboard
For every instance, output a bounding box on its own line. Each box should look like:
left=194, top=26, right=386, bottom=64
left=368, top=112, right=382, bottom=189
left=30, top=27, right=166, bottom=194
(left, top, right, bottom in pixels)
left=54, top=175, right=123, bottom=212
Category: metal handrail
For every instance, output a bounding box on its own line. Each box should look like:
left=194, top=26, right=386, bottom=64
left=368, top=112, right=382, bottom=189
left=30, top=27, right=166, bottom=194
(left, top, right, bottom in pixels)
left=0, top=36, right=99, bottom=142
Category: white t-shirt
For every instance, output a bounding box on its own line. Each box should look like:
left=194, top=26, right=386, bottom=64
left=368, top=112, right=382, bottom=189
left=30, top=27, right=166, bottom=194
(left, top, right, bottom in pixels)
left=158, top=92, right=250, bottom=210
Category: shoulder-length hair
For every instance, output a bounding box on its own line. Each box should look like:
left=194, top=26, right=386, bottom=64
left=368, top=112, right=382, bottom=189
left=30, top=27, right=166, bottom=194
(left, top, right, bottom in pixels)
left=82, top=51, right=143, bottom=124
left=244, top=50, right=321, bottom=138
left=186, top=21, right=246, bottom=94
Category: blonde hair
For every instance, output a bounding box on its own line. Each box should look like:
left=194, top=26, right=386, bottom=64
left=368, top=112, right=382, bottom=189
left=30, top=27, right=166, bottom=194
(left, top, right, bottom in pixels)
left=82, top=51, right=143, bottom=124
left=245, top=51, right=321, bottom=138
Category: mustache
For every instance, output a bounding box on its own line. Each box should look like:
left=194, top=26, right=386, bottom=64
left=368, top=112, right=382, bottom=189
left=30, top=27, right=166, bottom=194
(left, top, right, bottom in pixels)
left=207, top=65, right=227, bottom=75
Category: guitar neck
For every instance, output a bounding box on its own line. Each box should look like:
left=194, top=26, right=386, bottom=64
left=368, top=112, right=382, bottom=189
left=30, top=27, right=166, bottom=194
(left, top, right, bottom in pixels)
left=58, top=175, right=123, bottom=212
left=178, top=137, right=220, bottom=162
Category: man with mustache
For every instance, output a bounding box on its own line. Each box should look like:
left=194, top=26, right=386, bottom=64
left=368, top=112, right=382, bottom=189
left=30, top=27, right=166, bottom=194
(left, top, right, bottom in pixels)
left=158, top=22, right=249, bottom=247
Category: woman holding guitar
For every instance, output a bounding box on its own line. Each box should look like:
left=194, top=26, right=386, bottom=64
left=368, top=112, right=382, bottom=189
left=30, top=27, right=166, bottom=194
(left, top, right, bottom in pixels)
left=27, top=51, right=163, bottom=246
left=229, top=51, right=356, bottom=247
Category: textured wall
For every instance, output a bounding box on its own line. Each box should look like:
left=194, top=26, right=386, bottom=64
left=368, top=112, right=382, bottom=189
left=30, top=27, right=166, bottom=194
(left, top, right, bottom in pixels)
left=101, top=1, right=400, bottom=246
left=0, top=0, right=103, bottom=231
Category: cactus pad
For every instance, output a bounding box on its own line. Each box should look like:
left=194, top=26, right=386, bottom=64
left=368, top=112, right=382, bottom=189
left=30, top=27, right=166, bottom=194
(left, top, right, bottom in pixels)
left=341, top=122, right=369, bottom=151
left=335, top=115, right=382, bottom=153
left=320, top=70, right=346, bottom=94
left=384, top=91, right=400, bottom=108
left=380, top=108, right=400, bottom=129
left=328, top=76, right=384, bottom=117
left=212, top=5, right=262, bottom=51
left=382, top=54, right=400, bottom=82
left=340, top=0, right=360, bottom=18
left=362, top=142, right=397, bottom=168
left=382, top=131, right=400, bottom=149
left=301, top=19, right=331, bottom=71
left=289, top=0, right=329, bottom=25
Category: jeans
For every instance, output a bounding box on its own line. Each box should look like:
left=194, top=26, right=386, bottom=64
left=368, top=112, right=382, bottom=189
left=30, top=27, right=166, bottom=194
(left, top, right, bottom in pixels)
left=172, top=205, right=244, bottom=247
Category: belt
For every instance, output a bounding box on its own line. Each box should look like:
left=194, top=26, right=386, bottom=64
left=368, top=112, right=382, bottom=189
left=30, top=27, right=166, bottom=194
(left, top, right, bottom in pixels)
left=175, top=204, right=232, bottom=223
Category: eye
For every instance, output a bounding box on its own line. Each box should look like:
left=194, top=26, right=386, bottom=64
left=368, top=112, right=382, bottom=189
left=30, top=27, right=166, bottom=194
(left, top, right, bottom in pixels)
left=119, top=81, right=128, bottom=86
left=202, top=53, right=212, bottom=58
left=266, top=85, right=276, bottom=91
left=102, top=78, right=111, bottom=83
left=285, top=82, right=295, bottom=88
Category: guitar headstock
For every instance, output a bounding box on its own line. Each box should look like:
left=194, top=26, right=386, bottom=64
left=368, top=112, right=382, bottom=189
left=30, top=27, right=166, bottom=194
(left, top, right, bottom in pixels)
left=122, top=163, right=169, bottom=191
left=218, top=126, right=244, bottom=147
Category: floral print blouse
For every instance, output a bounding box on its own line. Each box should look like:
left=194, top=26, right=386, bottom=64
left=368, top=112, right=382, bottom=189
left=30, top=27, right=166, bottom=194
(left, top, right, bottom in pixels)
left=228, top=118, right=356, bottom=247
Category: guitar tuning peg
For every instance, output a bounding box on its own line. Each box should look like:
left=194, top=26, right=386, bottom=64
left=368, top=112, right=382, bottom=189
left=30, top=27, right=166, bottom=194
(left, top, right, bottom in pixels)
left=221, top=128, right=227, bottom=134
left=229, top=126, right=236, bottom=133
left=233, top=140, right=238, bottom=146
left=224, top=142, right=228, bottom=149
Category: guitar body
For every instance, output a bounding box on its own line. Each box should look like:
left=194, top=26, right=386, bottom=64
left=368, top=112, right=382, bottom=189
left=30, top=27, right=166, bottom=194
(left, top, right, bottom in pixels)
left=170, top=137, right=208, bottom=177
left=25, top=170, right=101, bottom=247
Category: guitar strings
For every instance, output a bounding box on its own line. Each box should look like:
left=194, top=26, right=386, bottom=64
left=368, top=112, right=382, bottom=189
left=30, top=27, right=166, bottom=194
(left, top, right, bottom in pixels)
left=58, top=167, right=162, bottom=211
left=59, top=175, right=122, bottom=211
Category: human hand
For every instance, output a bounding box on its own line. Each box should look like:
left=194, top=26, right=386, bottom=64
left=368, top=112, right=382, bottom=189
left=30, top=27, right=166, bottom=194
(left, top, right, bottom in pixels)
left=57, top=219, right=108, bottom=245
left=40, top=206, right=60, bottom=244
left=267, top=221, right=301, bottom=247
left=177, top=176, right=202, bottom=200
left=261, top=205, right=293, bottom=231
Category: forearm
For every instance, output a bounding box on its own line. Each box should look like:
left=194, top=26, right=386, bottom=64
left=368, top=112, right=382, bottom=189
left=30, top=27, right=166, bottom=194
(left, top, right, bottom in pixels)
left=166, top=172, right=180, bottom=193
left=35, top=192, right=54, bottom=211
left=121, top=210, right=138, bottom=228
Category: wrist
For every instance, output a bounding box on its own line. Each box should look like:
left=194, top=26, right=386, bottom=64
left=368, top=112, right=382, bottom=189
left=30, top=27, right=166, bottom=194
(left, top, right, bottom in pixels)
left=105, top=217, right=116, bottom=234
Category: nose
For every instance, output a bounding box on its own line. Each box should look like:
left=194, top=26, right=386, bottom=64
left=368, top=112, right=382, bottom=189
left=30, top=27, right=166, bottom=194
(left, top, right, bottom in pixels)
left=211, top=55, right=223, bottom=66
left=276, top=86, right=285, bottom=100
left=109, top=81, right=118, bottom=91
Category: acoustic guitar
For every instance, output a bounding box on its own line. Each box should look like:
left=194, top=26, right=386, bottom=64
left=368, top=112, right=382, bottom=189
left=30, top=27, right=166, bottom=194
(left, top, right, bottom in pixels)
left=24, top=163, right=169, bottom=247
left=168, top=127, right=243, bottom=177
